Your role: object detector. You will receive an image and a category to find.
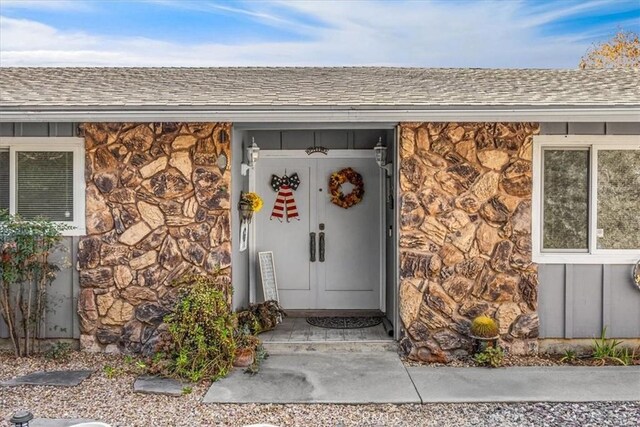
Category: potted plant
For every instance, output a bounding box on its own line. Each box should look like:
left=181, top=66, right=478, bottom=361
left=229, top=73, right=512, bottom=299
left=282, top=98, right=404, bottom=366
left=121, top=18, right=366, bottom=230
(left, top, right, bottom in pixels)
left=238, top=192, right=263, bottom=252
left=469, top=315, right=500, bottom=352
left=233, top=325, right=260, bottom=368
left=238, top=191, right=263, bottom=223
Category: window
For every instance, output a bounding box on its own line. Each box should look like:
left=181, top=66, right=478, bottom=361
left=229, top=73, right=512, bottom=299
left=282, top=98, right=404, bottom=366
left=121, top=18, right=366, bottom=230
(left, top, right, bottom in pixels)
left=533, top=135, right=640, bottom=263
left=0, top=138, right=85, bottom=235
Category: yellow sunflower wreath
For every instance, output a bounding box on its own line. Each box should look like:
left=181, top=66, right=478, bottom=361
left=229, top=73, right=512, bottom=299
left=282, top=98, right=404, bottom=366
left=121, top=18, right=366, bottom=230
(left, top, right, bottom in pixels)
left=329, top=167, right=365, bottom=209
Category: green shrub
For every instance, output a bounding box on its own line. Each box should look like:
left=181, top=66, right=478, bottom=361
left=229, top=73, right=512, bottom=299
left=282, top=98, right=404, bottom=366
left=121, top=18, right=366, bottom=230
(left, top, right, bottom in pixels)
left=0, top=211, right=70, bottom=357
left=158, top=274, right=237, bottom=382
left=473, top=346, right=504, bottom=368
left=44, top=342, right=72, bottom=361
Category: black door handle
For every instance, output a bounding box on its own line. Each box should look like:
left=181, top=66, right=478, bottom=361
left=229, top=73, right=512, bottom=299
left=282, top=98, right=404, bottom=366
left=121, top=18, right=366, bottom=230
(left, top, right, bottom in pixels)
left=319, top=231, right=325, bottom=262
left=310, top=232, right=316, bottom=262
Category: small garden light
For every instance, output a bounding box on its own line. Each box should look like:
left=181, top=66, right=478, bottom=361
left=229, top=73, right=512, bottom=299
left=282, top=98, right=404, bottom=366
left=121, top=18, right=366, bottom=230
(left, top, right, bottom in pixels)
left=10, top=410, right=33, bottom=427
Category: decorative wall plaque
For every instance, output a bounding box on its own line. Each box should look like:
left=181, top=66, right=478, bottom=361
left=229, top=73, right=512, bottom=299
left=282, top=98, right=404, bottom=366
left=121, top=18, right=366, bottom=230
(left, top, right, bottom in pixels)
left=258, top=251, right=279, bottom=302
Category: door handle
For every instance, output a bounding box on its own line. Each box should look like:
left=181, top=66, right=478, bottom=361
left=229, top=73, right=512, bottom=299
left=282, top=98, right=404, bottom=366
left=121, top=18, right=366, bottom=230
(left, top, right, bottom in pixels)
left=319, top=231, right=325, bottom=262
left=310, top=232, right=316, bottom=262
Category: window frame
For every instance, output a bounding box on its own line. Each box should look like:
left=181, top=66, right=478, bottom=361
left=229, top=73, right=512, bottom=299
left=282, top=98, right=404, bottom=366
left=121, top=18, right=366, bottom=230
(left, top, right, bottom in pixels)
left=532, top=134, right=640, bottom=264
left=0, top=137, right=85, bottom=236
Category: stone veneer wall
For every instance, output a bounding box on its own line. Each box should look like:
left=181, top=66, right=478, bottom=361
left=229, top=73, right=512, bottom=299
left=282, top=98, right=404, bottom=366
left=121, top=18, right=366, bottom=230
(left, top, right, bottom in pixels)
left=398, top=122, right=540, bottom=362
left=77, top=122, right=232, bottom=353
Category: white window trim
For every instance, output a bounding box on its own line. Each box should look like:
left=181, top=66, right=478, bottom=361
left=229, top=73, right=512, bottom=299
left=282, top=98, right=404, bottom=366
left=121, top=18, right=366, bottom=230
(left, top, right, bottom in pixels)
left=532, top=135, right=640, bottom=264
left=0, top=137, right=86, bottom=236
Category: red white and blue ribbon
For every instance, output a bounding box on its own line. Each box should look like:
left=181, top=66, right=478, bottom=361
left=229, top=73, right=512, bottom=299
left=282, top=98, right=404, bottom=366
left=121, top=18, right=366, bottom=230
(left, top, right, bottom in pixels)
left=270, top=173, right=300, bottom=222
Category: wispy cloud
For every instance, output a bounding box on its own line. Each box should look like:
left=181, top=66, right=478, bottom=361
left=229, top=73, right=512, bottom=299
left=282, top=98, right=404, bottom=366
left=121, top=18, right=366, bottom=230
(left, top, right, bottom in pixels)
left=0, top=0, right=637, bottom=67
left=0, top=0, right=93, bottom=11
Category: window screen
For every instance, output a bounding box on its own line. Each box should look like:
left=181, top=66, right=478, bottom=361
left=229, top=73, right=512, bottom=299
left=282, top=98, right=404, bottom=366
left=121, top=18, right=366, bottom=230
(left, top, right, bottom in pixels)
left=597, top=149, right=640, bottom=249
left=0, top=150, right=8, bottom=212
left=16, top=151, right=74, bottom=221
left=542, top=149, right=589, bottom=250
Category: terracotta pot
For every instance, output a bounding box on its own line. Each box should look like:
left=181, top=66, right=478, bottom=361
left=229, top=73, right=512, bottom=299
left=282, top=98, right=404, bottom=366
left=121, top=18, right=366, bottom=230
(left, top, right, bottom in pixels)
left=233, top=347, right=255, bottom=368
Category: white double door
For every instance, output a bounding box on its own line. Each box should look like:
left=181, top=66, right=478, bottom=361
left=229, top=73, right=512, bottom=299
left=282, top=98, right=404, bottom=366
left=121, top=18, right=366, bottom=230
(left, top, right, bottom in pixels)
left=254, top=152, right=382, bottom=310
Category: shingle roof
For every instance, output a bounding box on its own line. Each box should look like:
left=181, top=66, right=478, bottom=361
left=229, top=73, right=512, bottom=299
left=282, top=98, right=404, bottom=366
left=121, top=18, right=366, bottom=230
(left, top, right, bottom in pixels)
left=1, top=67, right=639, bottom=109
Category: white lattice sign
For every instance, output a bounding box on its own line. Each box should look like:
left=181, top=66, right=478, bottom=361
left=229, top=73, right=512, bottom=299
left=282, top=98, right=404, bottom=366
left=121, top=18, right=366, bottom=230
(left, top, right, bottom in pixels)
left=258, top=251, right=279, bottom=302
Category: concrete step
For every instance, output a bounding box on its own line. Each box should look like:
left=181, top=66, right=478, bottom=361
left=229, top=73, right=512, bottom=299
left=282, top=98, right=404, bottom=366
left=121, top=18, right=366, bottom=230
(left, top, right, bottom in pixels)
left=263, top=340, right=398, bottom=353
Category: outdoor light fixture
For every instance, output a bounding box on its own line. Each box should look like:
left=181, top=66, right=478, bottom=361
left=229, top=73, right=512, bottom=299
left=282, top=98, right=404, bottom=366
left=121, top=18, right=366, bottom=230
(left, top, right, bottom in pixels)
left=10, top=411, right=33, bottom=427
left=216, top=152, right=228, bottom=174
left=374, top=137, right=392, bottom=176
left=241, top=137, right=260, bottom=176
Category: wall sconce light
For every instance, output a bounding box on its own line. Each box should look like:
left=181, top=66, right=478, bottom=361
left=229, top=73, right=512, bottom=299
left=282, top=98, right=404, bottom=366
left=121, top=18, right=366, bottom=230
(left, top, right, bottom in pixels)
left=374, top=137, right=392, bottom=176
left=216, top=152, right=228, bottom=175
left=241, top=137, right=260, bottom=176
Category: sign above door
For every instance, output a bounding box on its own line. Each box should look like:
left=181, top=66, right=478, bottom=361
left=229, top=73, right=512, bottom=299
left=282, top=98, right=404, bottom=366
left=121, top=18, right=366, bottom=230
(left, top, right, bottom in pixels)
left=305, top=146, right=329, bottom=156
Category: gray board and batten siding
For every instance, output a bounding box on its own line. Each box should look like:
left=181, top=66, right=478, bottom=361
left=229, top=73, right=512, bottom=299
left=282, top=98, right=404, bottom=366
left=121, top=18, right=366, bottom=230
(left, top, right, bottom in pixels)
left=537, top=122, right=640, bottom=339
left=0, top=122, right=81, bottom=340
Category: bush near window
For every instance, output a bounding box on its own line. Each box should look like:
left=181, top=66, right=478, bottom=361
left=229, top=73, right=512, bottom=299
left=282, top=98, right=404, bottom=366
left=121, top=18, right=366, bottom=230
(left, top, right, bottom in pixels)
left=0, top=210, right=70, bottom=357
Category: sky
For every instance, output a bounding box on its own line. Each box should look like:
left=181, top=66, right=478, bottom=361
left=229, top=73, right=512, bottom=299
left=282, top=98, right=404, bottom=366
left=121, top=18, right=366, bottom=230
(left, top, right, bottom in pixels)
left=0, top=0, right=639, bottom=68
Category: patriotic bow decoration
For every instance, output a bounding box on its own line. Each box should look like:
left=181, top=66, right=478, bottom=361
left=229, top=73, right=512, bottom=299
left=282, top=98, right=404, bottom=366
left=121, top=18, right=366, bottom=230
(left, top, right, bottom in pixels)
left=270, top=173, right=300, bottom=222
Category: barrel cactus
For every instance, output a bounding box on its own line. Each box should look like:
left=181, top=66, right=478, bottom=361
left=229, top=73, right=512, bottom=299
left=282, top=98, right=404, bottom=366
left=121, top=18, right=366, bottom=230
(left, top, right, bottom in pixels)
left=470, top=315, right=499, bottom=338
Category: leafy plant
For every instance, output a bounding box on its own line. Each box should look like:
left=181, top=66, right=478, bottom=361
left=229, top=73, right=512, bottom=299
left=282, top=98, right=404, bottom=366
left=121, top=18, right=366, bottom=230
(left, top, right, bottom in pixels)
left=559, top=349, right=578, bottom=363
left=470, top=315, right=499, bottom=338
left=474, top=346, right=504, bottom=368
left=0, top=211, right=70, bottom=357
left=592, top=327, right=630, bottom=366
left=44, top=342, right=72, bottom=361
left=135, top=360, right=147, bottom=371
left=103, top=365, right=121, bottom=379
left=152, top=274, right=237, bottom=383
left=235, top=324, right=260, bottom=350
left=237, top=300, right=286, bottom=335
left=617, top=347, right=636, bottom=366
left=122, top=354, right=147, bottom=374
left=181, top=386, right=193, bottom=395
left=245, top=344, right=269, bottom=375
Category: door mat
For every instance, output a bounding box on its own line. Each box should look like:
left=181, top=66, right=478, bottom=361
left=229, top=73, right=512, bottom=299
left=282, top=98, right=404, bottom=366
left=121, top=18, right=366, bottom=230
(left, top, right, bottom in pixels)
left=306, top=316, right=382, bottom=329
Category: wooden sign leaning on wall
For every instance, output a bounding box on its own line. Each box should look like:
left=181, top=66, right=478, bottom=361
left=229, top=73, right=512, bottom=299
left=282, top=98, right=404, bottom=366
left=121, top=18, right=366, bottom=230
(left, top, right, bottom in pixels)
left=258, top=251, right=279, bottom=302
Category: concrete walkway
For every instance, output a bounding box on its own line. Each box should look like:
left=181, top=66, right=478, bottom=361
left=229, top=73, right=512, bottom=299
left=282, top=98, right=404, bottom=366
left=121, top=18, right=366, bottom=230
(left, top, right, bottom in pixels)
left=407, top=366, right=640, bottom=402
left=203, top=351, right=420, bottom=404
left=203, top=352, right=640, bottom=404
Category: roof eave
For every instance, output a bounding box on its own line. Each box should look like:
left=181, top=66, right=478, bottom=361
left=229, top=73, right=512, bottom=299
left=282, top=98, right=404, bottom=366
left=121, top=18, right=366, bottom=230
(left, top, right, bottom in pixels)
left=1, top=106, right=639, bottom=123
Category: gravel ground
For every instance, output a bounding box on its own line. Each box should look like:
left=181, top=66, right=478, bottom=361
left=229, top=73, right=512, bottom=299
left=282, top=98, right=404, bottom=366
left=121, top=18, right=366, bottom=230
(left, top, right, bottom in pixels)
left=2, top=352, right=639, bottom=427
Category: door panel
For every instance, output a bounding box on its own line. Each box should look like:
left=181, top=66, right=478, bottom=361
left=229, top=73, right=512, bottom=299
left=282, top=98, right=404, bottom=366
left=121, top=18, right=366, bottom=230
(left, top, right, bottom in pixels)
left=255, top=158, right=316, bottom=308
left=317, top=157, right=381, bottom=309
left=254, top=153, right=381, bottom=310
